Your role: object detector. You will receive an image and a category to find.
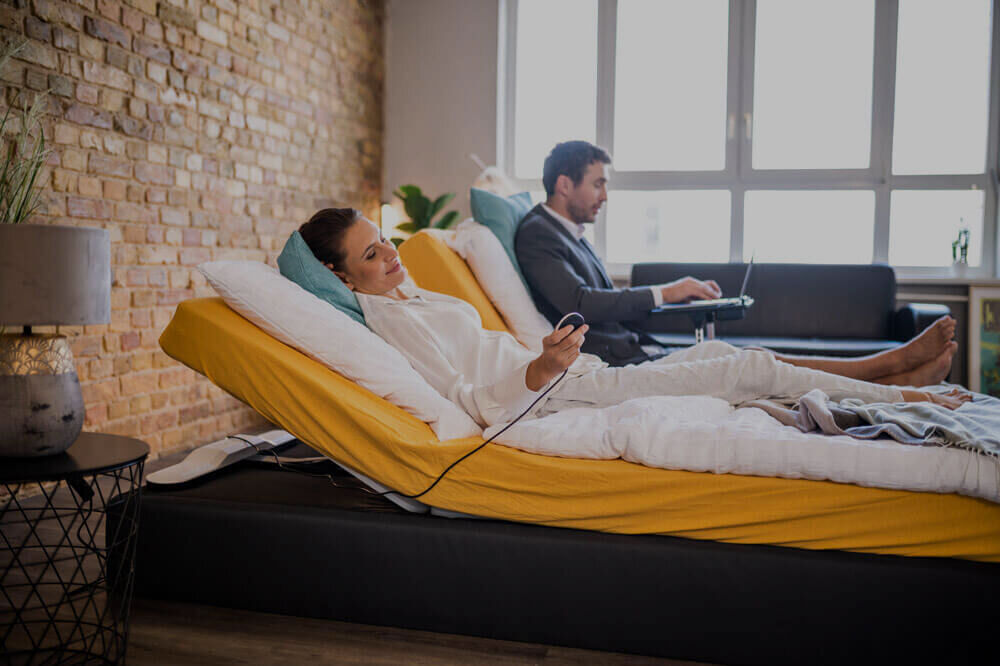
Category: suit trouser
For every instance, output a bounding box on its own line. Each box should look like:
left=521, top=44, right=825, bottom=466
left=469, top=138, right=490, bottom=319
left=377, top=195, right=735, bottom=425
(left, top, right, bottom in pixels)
left=539, top=341, right=904, bottom=416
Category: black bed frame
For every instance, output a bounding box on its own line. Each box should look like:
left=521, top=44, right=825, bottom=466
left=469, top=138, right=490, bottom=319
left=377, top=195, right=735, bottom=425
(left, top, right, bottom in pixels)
left=124, top=442, right=998, bottom=665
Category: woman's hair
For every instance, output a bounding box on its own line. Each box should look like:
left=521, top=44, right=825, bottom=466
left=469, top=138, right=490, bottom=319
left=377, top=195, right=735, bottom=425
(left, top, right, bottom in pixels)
left=298, top=207, right=362, bottom=272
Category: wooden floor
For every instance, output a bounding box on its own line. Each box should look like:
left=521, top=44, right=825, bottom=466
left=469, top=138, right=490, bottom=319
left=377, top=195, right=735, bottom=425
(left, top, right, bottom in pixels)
left=126, top=599, right=709, bottom=665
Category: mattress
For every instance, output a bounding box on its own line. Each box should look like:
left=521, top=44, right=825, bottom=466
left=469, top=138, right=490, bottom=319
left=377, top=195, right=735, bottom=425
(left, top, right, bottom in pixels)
left=159, top=296, right=1000, bottom=562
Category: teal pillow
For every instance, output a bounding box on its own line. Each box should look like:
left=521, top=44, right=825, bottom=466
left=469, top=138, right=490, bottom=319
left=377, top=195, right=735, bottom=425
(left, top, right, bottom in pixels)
left=469, top=188, right=533, bottom=284
left=277, top=231, right=366, bottom=326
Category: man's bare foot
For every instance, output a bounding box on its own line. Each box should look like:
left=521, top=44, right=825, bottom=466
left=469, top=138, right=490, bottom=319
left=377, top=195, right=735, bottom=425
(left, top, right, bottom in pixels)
left=887, top=341, right=957, bottom=387
left=896, top=316, right=956, bottom=371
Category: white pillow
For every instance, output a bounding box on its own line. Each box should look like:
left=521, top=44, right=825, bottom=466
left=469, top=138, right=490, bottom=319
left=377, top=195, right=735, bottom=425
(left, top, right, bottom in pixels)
left=435, top=221, right=553, bottom=352
left=199, top=260, right=482, bottom=441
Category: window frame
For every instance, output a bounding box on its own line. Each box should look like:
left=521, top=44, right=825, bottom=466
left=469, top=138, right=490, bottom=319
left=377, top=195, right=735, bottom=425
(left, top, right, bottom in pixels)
left=498, top=0, right=1000, bottom=279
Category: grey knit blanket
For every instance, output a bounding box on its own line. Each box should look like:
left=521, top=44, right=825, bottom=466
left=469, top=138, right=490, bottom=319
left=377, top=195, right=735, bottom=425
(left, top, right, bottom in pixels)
left=741, top=388, right=1000, bottom=459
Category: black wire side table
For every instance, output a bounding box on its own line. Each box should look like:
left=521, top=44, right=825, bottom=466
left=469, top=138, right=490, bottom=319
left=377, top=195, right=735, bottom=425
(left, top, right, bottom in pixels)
left=1, top=434, right=148, bottom=665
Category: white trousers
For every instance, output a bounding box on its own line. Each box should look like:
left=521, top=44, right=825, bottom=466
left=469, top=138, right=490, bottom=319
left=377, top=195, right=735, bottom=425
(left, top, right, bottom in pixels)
left=539, top=340, right=903, bottom=416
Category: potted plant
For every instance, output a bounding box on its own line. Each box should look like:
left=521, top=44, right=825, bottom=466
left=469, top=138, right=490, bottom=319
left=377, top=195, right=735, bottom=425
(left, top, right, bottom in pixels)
left=389, top=185, right=460, bottom=246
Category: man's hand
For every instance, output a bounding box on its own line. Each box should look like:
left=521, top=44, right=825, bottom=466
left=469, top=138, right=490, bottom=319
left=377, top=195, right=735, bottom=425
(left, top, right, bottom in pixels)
left=525, top=324, right=589, bottom=391
left=660, top=277, right=722, bottom=303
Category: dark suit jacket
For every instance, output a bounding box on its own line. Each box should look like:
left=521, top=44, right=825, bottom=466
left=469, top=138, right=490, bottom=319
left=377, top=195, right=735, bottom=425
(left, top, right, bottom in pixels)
left=515, top=204, right=662, bottom=366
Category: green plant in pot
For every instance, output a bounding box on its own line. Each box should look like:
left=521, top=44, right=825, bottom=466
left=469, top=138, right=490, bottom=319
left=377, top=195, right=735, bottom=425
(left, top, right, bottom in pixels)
left=389, top=185, right=460, bottom=247
left=0, top=42, right=110, bottom=457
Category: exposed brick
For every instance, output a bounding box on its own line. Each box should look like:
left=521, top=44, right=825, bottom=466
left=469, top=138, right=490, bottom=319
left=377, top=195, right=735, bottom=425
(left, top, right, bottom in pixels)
left=33, top=0, right=84, bottom=31
left=83, top=61, right=131, bottom=91
left=52, top=26, right=78, bottom=51
left=196, top=20, right=227, bottom=47
left=89, top=154, right=131, bottom=177
left=28, top=0, right=383, bottom=460
left=25, top=17, right=52, bottom=42
left=67, top=196, right=113, bottom=219
left=18, top=40, right=58, bottom=69
left=78, top=175, right=101, bottom=197
left=97, top=0, right=119, bottom=21
left=26, top=69, right=48, bottom=91
left=122, top=6, right=143, bottom=32
left=114, top=113, right=152, bottom=140
left=121, top=371, right=157, bottom=395
left=103, top=179, right=126, bottom=200
left=125, top=0, right=157, bottom=16
left=75, top=84, right=99, bottom=105
left=134, top=161, right=172, bottom=185
left=66, top=103, right=112, bottom=129
left=48, top=74, right=73, bottom=97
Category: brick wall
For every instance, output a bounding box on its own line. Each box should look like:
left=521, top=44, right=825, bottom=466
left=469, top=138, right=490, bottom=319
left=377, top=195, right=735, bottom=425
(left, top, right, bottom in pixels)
left=2, top=0, right=384, bottom=457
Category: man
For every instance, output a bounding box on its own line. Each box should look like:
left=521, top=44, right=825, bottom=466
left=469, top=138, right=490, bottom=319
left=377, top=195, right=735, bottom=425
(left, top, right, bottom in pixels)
left=514, top=140, right=957, bottom=384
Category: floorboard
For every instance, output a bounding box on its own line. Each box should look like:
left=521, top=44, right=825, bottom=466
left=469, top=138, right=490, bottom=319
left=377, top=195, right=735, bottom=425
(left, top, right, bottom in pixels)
left=126, top=599, right=710, bottom=665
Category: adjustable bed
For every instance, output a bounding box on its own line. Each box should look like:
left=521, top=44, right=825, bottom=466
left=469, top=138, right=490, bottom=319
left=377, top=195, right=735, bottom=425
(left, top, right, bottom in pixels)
left=132, top=231, right=1000, bottom=665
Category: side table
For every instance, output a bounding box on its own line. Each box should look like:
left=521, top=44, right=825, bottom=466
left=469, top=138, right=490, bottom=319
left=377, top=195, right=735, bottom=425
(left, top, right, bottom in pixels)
left=1, top=433, right=148, bottom=664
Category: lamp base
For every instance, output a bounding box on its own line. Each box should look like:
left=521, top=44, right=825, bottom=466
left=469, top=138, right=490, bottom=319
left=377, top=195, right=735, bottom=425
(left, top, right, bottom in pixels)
left=0, top=334, right=84, bottom=457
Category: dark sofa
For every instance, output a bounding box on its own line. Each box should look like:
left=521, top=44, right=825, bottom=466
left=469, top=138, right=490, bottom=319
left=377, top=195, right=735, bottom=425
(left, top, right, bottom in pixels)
left=632, top=262, right=949, bottom=356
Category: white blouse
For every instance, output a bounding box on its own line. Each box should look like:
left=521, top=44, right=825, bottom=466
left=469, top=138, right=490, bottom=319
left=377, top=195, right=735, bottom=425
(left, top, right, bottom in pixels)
left=357, top=281, right=604, bottom=427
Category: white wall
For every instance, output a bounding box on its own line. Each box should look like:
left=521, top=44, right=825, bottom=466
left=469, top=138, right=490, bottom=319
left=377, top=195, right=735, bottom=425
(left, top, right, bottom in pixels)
left=383, top=0, right=500, bottom=221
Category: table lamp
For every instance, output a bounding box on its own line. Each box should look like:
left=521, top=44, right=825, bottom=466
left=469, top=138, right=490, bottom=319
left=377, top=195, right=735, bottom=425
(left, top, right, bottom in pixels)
left=0, top=224, right=110, bottom=457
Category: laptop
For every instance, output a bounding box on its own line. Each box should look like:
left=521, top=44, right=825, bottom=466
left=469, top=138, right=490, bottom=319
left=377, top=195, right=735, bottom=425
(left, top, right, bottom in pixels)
left=651, top=257, right=754, bottom=315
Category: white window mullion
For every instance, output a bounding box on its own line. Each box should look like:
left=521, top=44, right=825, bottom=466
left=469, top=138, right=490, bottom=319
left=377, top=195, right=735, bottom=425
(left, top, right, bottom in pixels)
left=498, top=0, right=518, bottom=176
left=988, top=0, right=1000, bottom=277
left=727, top=0, right=746, bottom=261
left=594, top=0, right=618, bottom=259
left=871, top=0, right=899, bottom=264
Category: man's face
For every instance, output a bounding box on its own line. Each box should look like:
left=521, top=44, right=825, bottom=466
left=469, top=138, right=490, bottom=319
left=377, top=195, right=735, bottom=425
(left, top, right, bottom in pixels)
left=565, top=161, right=609, bottom=225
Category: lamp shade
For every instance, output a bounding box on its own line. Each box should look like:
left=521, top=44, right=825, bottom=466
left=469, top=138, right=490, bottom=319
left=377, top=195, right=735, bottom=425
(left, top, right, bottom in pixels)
left=0, top=224, right=110, bottom=326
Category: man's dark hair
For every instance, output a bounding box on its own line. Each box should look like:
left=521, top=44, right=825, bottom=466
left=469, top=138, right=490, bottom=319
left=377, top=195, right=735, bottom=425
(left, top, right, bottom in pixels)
left=542, top=141, right=611, bottom=196
left=298, top=207, right=362, bottom=271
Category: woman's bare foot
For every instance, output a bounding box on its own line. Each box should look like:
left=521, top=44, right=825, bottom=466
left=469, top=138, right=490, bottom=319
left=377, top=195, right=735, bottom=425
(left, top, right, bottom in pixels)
left=877, top=341, right=957, bottom=386
left=901, top=386, right=973, bottom=410
left=894, top=316, right=956, bottom=371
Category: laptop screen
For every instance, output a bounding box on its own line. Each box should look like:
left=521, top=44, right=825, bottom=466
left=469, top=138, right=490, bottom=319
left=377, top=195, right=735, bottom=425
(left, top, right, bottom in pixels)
left=738, top=257, right=754, bottom=298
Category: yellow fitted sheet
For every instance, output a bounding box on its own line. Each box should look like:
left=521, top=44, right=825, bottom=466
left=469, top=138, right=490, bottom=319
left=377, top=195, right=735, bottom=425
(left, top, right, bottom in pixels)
left=159, top=235, right=1000, bottom=562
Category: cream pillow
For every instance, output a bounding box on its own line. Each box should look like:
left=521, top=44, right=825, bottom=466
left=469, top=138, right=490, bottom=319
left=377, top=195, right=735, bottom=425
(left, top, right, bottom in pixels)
left=437, top=221, right=553, bottom=352
left=199, top=260, right=482, bottom=441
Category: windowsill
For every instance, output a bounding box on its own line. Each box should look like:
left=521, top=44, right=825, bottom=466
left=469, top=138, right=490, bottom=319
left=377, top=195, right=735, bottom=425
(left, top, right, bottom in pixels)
left=609, top=264, right=1000, bottom=287
left=896, top=276, right=1000, bottom=286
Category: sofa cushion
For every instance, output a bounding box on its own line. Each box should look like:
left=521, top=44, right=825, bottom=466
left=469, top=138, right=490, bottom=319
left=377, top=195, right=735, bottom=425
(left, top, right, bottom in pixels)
left=469, top=188, right=533, bottom=285
left=635, top=263, right=896, bottom=339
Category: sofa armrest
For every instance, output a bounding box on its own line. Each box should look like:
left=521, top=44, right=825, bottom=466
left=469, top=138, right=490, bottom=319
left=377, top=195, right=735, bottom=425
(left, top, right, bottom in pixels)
left=892, top=303, right=950, bottom=341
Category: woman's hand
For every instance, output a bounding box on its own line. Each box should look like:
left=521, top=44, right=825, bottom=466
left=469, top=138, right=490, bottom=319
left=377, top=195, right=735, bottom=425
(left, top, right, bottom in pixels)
left=525, top=324, right=589, bottom=391
left=660, top=277, right=722, bottom=303
left=901, top=387, right=973, bottom=410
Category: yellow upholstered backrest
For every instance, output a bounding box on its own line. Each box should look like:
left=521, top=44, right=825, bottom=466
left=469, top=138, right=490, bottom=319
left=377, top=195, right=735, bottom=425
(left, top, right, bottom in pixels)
left=398, top=231, right=509, bottom=333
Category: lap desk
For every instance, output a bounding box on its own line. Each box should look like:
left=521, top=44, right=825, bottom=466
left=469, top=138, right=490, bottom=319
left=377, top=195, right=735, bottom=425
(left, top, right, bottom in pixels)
left=144, top=233, right=1000, bottom=664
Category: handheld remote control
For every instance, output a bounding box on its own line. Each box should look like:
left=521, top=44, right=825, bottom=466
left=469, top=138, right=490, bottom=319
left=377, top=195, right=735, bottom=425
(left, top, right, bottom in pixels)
left=556, top=312, right=585, bottom=332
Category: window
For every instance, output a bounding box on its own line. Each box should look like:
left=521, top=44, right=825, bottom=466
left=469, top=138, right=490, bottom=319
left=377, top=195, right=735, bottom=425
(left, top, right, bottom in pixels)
left=501, top=0, right=999, bottom=277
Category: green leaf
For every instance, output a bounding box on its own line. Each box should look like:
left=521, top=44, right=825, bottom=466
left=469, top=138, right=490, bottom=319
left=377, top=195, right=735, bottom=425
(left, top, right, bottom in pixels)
left=390, top=237, right=404, bottom=248
left=433, top=210, right=460, bottom=229
left=395, top=221, right=420, bottom=233
left=427, top=192, right=456, bottom=221
left=393, top=184, right=422, bottom=200
left=402, top=194, right=430, bottom=228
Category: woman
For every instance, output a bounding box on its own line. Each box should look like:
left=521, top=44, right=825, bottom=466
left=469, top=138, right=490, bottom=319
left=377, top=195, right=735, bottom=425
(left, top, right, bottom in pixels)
left=298, top=208, right=971, bottom=428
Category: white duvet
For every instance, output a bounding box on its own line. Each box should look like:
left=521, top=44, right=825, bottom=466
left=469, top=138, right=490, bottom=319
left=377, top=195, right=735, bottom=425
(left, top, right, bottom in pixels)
left=428, top=225, right=1000, bottom=504
left=487, top=395, right=1000, bottom=503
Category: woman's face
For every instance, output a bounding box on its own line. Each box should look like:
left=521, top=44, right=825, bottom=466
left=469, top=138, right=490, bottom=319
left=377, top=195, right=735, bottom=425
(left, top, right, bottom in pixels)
left=331, top=217, right=407, bottom=295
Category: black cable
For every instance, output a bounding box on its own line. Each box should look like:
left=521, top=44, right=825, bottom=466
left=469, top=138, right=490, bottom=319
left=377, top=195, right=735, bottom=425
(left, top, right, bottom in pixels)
left=229, top=368, right=569, bottom=502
